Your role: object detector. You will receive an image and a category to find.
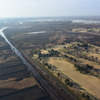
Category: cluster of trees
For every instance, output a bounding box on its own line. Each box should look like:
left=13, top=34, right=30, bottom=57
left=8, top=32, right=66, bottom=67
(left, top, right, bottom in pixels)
left=44, top=63, right=57, bottom=72
left=74, top=42, right=89, bottom=47
left=65, top=79, right=73, bottom=87
left=38, top=49, right=60, bottom=59
left=64, top=55, right=78, bottom=63
left=33, top=49, right=40, bottom=54
left=44, top=63, right=52, bottom=69
left=48, top=49, right=60, bottom=56
left=76, top=53, right=100, bottom=64
left=87, top=29, right=99, bottom=33
left=72, top=43, right=89, bottom=50
left=63, top=52, right=99, bottom=77
left=81, top=93, right=90, bottom=100
left=74, top=63, right=100, bottom=78
left=74, top=64, right=94, bottom=74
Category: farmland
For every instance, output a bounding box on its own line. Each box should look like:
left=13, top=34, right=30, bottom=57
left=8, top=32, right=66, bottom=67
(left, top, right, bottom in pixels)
left=0, top=35, right=49, bottom=100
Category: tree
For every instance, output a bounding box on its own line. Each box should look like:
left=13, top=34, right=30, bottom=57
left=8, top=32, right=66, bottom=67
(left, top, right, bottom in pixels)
left=95, top=48, right=99, bottom=53
left=82, top=42, right=88, bottom=47
left=86, top=95, right=90, bottom=100
left=48, top=65, right=51, bottom=70
left=69, top=83, right=73, bottom=87
left=57, top=72, right=60, bottom=77
left=65, top=79, right=69, bottom=83
left=65, top=79, right=70, bottom=85
left=95, top=57, right=98, bottom=62
left=81, top=93, right=85, bottom=97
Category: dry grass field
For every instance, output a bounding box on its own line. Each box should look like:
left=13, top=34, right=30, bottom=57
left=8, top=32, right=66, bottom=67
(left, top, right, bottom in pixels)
left=71, top=28, right=100, bottom=35
left=89, top=53, right=100, bottom=60
left=79, top=58, right=100, bottom=69
left=47, top=57, right=100, bottom=99
left=41, top=49, right=49, bottom=54
left=0, top=77, right=37, bottom=92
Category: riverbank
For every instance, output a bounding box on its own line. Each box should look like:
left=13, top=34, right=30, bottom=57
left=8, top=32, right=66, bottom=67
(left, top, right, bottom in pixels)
left=0, top=28, right=50, bottom=100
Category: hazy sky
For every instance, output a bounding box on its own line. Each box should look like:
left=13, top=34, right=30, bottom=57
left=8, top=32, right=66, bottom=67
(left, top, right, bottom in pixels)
left=0, top=0, right=100, bottom=17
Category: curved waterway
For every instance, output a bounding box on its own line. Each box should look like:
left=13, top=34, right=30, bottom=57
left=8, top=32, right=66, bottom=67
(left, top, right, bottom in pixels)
left=0, top=27, right=62, bottom=100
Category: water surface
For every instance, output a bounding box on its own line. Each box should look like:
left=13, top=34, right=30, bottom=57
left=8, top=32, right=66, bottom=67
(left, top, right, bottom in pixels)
left=71, top=19, right=100, bottom=24
left=28, top=31, right=46, bottom=34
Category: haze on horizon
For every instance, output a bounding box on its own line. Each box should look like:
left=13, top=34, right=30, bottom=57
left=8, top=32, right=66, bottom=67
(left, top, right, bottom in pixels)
left=0, top=0, right=100, bottom=18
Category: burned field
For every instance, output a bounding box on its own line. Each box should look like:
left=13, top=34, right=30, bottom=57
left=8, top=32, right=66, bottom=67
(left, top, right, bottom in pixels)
left=0, top=35, right=49, bottom=100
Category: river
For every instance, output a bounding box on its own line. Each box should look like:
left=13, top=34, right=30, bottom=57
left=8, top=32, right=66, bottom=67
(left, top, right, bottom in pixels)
left=0, top=27, right=61, bottom=100
left=71, top=19, right=100, bottom=24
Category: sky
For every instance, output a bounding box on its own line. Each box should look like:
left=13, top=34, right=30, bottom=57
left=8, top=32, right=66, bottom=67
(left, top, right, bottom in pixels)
left=0, top=0, right=100, bottom=17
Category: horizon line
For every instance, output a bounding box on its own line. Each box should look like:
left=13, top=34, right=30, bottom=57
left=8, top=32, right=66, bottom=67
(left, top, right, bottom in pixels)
left=0, top=15, right=100, bottom=19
